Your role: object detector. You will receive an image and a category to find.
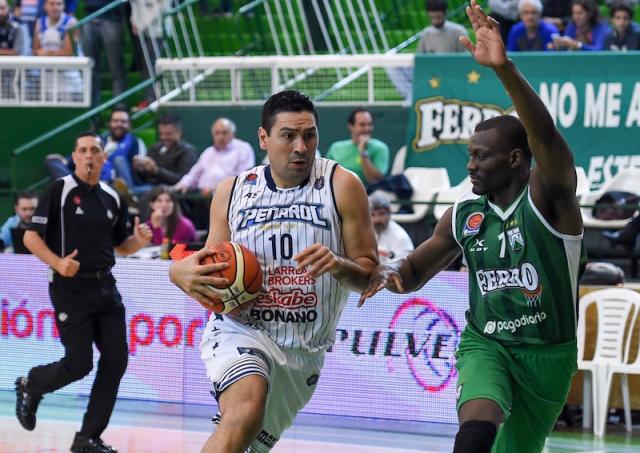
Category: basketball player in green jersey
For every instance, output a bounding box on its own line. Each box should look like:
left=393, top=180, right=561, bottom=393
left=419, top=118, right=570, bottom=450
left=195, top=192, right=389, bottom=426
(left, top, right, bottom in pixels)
left=359, top=2, right=583, bottom=452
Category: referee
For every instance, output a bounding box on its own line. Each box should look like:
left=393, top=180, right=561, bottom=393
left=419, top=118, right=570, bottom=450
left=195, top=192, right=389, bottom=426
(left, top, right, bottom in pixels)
left=15, top=132, right=152, bottom=453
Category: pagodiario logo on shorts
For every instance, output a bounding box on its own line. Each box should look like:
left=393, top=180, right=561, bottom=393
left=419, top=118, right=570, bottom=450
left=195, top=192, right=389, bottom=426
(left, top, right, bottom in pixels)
left=483, top=312, right=547, bottom=335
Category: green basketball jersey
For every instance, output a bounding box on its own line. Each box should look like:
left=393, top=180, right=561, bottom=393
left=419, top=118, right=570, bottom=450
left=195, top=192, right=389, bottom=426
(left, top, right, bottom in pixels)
left=453, top=186, right=584, bottom=345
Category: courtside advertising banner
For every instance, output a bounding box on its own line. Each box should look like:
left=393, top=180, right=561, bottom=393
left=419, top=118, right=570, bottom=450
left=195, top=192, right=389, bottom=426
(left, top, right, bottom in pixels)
left=0, top=255, right=467, bottom=426
left=407, top=52, right=640, bottom=189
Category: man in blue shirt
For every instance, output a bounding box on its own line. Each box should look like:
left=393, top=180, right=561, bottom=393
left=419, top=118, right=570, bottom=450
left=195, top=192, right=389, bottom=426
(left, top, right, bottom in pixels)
left=45, top=108, right=144, bottom=183
left=507, top=0, right=559, bottom=51
left=0, top=191, right=38, bottom=252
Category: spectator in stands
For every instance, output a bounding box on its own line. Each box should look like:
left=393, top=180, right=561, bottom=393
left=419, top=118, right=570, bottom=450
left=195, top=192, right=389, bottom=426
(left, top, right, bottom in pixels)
left=173, top=118, right=255, bottom=194
left=45, top=108, right=145, bottom=184
left=82, top=0, right=127, bottom=107
left=542, top=0, right=572, bottom=32
left=417, top=0, right=468, bottom=53
left=489, top=0, right=520, bottom=44
left=369, top=193, right=413, bottom=264
left=13, top=0, right=38, bottom=38
left=326, top=109, right=389, bottom=186
left=132, top=114, right=197, bottom=194
left=32, top=0, right=75, bottom=57
left=130, top=0, right=171, bottom=109
left=0, top=0, right=28, bottom=55
left=36, top=0, right=75, bottom=18
left=603, top=215, right=640, bottom=251
left=145, top=185, right=196, bottom=246
left=0, top=190, right=37, bottom=253
left=507, top=0, right=559, bottom=51
left=553, top=0, right=610, bottom=51
left=604, top=1, right=640, bottom=51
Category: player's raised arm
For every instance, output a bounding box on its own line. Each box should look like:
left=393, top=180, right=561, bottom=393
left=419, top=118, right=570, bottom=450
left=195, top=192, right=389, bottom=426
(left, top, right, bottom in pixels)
left=359, top=207, right=460, bottom=306
left=461, top=0, right=581, bottom=235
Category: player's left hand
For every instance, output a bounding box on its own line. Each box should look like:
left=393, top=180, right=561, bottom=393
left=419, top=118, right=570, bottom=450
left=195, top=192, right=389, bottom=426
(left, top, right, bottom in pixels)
left=294, top=243, right=342, bottom=278
left=133, top=216, right=152, bottom=245
left=460, top=0, right=507, bottom=69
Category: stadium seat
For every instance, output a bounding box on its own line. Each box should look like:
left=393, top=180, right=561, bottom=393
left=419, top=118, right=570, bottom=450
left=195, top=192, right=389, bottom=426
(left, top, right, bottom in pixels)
left=577, top=288, right=640, bottom=436
left=432, top=176, right=473, bottom=221
left=391, top=167, right=450, bottom=224
left=580, top=169, right=640, bottom=229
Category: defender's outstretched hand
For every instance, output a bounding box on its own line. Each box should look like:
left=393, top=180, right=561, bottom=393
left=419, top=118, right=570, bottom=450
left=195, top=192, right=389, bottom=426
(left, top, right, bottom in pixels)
left=460, top=0, right=507, bottom=69
left=357, top=264, right=405, bottom=307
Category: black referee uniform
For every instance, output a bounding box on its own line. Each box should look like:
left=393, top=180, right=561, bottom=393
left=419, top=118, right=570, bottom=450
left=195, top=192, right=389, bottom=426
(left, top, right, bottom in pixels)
left=24, top=173, right=130, bottom=440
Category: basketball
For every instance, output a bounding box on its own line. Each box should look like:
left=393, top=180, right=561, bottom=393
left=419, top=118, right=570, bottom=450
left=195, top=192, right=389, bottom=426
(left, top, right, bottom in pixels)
left=201, top=241, right=263, bottom=314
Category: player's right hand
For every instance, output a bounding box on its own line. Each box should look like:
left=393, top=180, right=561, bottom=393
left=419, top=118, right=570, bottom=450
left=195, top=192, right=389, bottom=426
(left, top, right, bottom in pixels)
left=56, top=249, right=80, bottom=277
left=168, top=247, right=230, bottom=307
left=357, top=264, right=405, bottom=307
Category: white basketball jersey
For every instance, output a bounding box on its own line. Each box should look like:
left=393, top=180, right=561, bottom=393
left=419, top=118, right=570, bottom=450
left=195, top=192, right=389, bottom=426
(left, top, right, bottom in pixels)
left=227, top=158, right=349, bottom=352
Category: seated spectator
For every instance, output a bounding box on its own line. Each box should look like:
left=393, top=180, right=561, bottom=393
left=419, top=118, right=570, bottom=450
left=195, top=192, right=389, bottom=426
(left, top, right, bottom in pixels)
left=0, top=190, right=37, bottom=253
left=130, top=114, right=197, bottom=195
left=417, top=0, right=468, bottom=53
left=13, top=0, right=38, bottom=39
left=33, top=0, right=81, bottom=101
left=145, top=185, right=196, bottom=246
left=0, top=0, right=28, bottom=56
left=173, top=118, right=254, bottom=194
left=45, top=108, right=145, bottom=184
left=542, top=0, right=572, bottom=32
left=604, top=1, right=640, bottom=51
left=553, top=0, right=610, bottom=51
left=326, top=108, right=389, bottom=186
left=507, top=0, right=559, bottom=51
left=489, top=0, right=520, bottom=44
left=369, top=193, right=413, bottom=264
left=33, top=0, right=75, bottom=57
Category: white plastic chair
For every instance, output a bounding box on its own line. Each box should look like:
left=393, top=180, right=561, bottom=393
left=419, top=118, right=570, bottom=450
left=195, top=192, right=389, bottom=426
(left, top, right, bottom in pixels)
left=575, top=166, right=590, bottom=203
left=432, top=176, right=473, bottom=221
left=601, top=290, right=640, bottom=434
left=368, top=146, right=408, bottom=214
left=391, top=167, right=450, bottom=223
left=580, top=169, right=640, bottom=229
left=577, top=288, right=639, bottom=436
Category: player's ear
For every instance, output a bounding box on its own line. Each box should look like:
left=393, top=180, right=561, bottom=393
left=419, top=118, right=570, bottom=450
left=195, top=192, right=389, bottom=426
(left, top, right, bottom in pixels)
left=509, top=148, right=523, bottom=168
left=258, top=126, right=269, bottom=150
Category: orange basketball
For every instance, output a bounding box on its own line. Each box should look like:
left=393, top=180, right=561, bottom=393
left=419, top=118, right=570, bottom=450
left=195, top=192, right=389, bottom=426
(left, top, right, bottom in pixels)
left=201, top=242, right=263, bottom=314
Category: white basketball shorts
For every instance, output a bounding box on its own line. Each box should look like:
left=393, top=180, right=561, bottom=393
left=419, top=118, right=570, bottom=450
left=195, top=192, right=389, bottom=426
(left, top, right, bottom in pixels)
left=200, top=313, right=324, bottom=452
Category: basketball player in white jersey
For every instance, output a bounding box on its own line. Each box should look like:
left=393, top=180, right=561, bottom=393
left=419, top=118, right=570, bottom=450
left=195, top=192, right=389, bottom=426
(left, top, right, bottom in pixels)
left=170, top=90, right=378, bottom=453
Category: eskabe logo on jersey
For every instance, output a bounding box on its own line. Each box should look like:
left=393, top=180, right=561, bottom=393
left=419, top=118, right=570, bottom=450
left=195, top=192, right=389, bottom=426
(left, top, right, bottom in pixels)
left=413, top=96, right=514, bottom=152
left=31, top=216, right=47, bottom=225
left=237, top=203, right=329, bottom=230
left=463, top=212, right=484, bottom=236
left=244, top=173, right=258, bottom=185
left=313, top=176, right=325, bottom=190
left=507, top=227, right=524, bottom=251
left=387, top=297, right=460, bottom=393
left=475, top=262, right=542, bottom=297
left=483, top=311, right=547, bottom=335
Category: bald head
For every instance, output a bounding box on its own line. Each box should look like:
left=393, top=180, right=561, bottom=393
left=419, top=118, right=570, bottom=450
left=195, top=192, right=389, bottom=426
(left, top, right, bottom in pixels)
left=212, top=118, right=236, bottom=149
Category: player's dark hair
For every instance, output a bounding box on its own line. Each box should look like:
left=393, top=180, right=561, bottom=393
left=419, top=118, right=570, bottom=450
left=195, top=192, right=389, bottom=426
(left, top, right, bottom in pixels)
left=426, top=0, right=447, bottom=13
left=609, top=0, right=633, bottom=18
left=15, top=190, right=37, bottom=205
left=475, top=115, right=532, bottom=163
left=158, top=114, right=182, bottom=131
left=347, top=108, right=373, bottom=126
left=261, top=90, right=318, bottom=134
left=571, top=0, right=601, bottom=27
left=147, top=185, right=181, bottom=242
left=75, top=131, right=102, bottom=149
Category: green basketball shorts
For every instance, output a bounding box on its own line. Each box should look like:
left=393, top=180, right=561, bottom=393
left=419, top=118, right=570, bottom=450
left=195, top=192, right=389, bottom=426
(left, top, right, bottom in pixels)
left=455, top=324, right=577, bottom=453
